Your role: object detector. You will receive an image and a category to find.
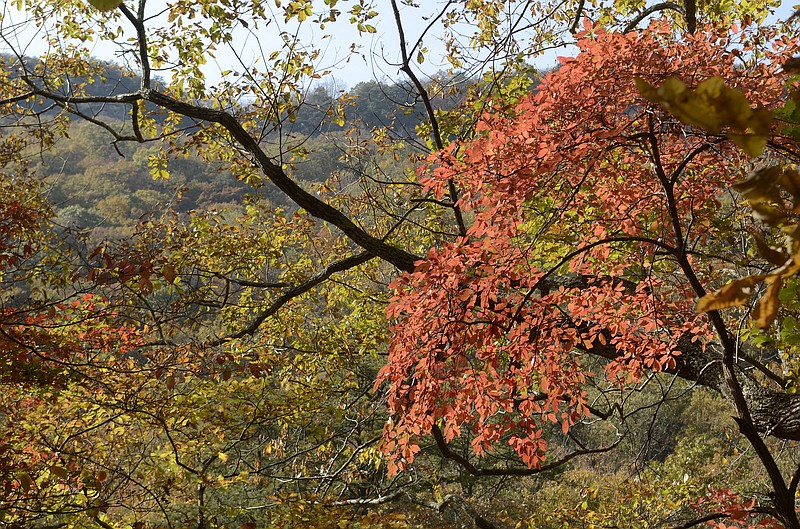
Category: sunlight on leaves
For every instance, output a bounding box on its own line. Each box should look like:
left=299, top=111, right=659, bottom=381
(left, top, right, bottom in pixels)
left=636, top=76, right=772, bottom=156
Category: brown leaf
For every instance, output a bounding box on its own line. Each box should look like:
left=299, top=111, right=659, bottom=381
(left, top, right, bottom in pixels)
left=783, top=57, right=800, bottom=74
left=138, top=276, right=154, bottom=295
left=752, top=232, right=788, bottom=267
left=750, top=202, right=788, bottom=226
left=779, top=167, right=800, bottom=208
left=16, top=472, right=33, bottom=492
left=49, top=465, right=69, bottom=479
left=753, top=277, right=783, bottom=329
left=733, top=165, right=784, bottom=204
left=162, top=263, right=178, bottom=284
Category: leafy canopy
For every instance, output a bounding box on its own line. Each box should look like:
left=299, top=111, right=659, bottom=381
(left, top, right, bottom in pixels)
left=377, top=21, right=797, bottom=476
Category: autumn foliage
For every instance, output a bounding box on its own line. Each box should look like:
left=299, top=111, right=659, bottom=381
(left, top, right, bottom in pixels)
left=377, top=22, right=799, bottom=474
left=4, top=0, right=800, bottom=525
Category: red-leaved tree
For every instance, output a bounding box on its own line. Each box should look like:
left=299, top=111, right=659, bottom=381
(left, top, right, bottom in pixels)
left=377, top=21, right=800, bottom=528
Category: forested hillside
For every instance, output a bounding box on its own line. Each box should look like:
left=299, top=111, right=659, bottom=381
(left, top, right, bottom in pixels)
left=24, top=69, right=461, bottom=246
left=2, top=1, right=800, bottom=529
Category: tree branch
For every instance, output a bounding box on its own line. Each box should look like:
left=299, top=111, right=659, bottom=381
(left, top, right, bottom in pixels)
left=145, top=89, right=421, bottom=272
left=206, top=251, right=375, bottom=346
left=430, top=424, right=619, bottom=477
left=668, top=513, right=729, bottom=529
left=623, top=2, right=684, bottom=33
left=389, top=0, right=467, bottom=237
left=570, top=0, right=587, bottom=34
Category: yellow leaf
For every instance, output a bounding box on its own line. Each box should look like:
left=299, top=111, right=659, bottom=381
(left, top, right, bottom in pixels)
left=696, top=275, right=767, bottom=313
left=694, top=77, right=753, bottom=130
left=218, top=451, right=229, bottom=463
left=636, top=76, right=771, bottom=155
left=634, top=77, right=658, bottom=100
left=753, top=276, right=783, bottom=329
left=747, top=107, right=773, bottom=136
left=652, top=77, right=726, bottom=133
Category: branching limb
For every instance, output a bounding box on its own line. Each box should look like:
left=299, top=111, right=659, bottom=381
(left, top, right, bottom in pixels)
left=330, top=491, right=405, bottom=506
left=789, top=462, right=800, bottom=496
left=206, top=251, right=375, bottom=346
left=145, top=89, right=421, bottom=272
left=653, top=113, right=799, bottom=527
left=570, top=0, right=586, bottom=34
left=430, top=425, right=619, bottom=477
left=668, top=513, right=729, bottom=529
left=623, top=2, right=683, bottom=33
left=684, top=0, right=697, bottom=34
left=212, top=273, right=292, bottom=289
left=0, top=91, right=36, bottom=106
left=118, top=2, right=151, bottom=89
left=738, top=351, right=786, bottom=388
left=389, top=0, right=467, bottom=237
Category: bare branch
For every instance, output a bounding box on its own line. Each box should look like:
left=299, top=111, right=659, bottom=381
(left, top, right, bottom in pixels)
left=430, top=424, right=619, bottom=477
left=623, top=2, right=684, bottom=33
left=389, top=0, right=467, bottom=237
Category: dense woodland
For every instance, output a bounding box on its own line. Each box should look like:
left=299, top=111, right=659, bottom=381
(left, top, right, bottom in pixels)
left=2, top=0, right=800, bottom=528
